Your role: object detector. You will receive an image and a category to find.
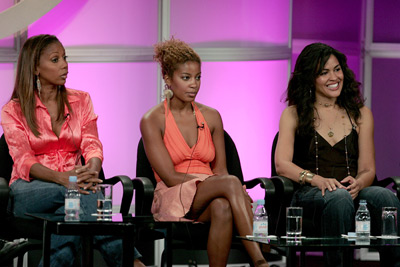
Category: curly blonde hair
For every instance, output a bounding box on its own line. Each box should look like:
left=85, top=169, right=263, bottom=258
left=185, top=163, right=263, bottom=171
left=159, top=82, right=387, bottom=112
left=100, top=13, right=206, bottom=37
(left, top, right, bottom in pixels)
left=153, top=37, right=201, bottom=79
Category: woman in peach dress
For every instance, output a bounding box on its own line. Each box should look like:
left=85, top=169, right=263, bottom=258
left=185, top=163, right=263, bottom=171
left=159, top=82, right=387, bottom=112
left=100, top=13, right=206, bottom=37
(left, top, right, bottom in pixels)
left=140, top=38, right=269, bottom=267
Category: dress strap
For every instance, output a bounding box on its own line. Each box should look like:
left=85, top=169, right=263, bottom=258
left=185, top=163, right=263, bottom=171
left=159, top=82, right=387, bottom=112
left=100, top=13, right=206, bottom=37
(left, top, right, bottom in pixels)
left=344, top=108, right=357, bottom=130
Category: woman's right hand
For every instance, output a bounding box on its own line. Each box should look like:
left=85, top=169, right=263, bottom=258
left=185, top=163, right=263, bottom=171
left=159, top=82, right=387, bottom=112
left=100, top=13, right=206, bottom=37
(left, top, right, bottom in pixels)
left=65, top=164, right=102, bottom=194
left=311, top=175, right=346, bottom=196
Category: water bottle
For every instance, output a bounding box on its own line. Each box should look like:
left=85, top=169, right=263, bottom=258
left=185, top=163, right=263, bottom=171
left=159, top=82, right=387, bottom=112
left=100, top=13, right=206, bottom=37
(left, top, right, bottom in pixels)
left=253, top=199, right=268, bottom=237
left=355, top=199, right=370, bottom=239
left=65, top=176, right=80, bottom=221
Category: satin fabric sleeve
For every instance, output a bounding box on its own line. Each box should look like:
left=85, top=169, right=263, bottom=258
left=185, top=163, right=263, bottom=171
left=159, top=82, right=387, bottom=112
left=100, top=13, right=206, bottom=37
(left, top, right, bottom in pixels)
left=1, top=102, right=40, bottom=181
left=79, top=92, right=103, bottom=163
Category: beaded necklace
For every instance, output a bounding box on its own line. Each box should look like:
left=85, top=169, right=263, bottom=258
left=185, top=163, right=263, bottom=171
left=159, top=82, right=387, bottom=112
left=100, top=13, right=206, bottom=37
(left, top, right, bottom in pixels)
left=314, top=108, right=352, bottom=176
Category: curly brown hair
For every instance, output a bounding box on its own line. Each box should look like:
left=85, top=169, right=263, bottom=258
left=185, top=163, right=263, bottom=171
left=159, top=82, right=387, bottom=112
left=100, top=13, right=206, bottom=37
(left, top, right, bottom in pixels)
left=153, top=37, right=201, bottom=79
left=286, top=43, right=364, bottom=136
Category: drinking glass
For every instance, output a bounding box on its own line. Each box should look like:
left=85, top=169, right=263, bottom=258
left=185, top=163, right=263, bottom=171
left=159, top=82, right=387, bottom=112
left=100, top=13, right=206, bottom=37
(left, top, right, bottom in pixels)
left=96, top=184, right=113, bottom=218
left=286, top=207, right=303, bottom=238
left=382, top=207, right=397, bottom=238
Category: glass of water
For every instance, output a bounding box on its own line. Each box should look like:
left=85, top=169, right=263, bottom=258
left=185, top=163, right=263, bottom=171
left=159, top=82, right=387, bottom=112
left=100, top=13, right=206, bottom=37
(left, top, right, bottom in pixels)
left=382, top=207, right=397, bottom=238
left=286, top=207, right=303, bottom=238
left=96, top=184, right=113, bottom=219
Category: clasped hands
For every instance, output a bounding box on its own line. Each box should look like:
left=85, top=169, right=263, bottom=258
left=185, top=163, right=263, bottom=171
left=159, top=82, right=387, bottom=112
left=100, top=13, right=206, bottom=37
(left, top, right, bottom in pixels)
left=69, top=163, right=102, bottom=194
left=313, top=175, right=361, bottom=199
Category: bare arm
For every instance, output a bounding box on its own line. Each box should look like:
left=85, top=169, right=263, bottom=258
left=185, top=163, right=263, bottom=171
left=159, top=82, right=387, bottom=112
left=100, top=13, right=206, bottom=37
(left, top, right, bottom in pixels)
left=275, top=106, right=304, bottom=182
left=204, top=108, right=228, bottom=176
left=341, top=106, right=375, bottom=198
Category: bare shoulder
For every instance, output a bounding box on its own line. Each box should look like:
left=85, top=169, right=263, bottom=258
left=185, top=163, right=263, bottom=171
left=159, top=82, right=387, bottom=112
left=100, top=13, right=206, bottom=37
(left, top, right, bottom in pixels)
left=194, top=102, right=222, bottom=131
left=195, top=102, right=221, bottom=120
left=281, top=105, right=298, bottom=122
left=195, top=102, right=219, bottom=114
left=358, top=105, right=374, bottom=128
left=140, top=103, right=164, bottom=132
left=360, top=105, right=373, bottom=118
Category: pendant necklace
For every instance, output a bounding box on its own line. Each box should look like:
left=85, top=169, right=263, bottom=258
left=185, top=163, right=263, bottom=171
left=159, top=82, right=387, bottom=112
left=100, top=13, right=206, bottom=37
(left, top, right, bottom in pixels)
left=327, top=129, right=334, bottom=138
left=327, top=106, right=339, bottom=138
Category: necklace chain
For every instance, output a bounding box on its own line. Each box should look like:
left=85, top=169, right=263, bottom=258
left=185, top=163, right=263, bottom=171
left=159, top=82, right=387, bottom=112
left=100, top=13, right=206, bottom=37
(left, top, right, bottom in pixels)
left=327, top=106, right=339, bottom=138
left=314, top=132, right=350, bottom=176
left=318, top=102, right=333, bottom=107
left=344, top=134, right=351, bottom=176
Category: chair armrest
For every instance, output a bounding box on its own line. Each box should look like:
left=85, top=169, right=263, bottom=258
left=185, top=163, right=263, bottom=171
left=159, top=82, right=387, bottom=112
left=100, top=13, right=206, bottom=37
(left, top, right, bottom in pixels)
left=0, top=177, right=9, bottom=219
left=270, top=176, right=297, bottom=200
left=104, top=175, right=133, bottom=215
left=267, top=176, right=298, bottom=236
left=132, top=177, right=154, bottom=216
left=376, top=176, right=400, bottom=200
left=243, top=177, right=275, bottom=200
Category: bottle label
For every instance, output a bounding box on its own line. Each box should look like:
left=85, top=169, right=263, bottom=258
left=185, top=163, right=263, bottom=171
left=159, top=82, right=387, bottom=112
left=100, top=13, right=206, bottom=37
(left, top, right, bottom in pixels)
left=253, top=221, right=268, bottom=236
left=65, top=199, right=80, bottom=210
left=356, top=221, right=370, bottom=232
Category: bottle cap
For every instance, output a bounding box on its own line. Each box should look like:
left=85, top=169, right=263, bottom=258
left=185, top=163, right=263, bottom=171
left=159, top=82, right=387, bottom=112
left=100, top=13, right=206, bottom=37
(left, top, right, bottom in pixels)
left=257, top=199, right=265, bottom=205
left=69, top=176, right=77, bottom=182
left=359, top=199, right=367, bottom=204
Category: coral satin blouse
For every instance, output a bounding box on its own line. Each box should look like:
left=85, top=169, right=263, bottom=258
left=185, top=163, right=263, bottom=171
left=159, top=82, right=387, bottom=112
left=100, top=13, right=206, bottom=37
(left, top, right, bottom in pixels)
left=1, top=88, right=103, bottom=185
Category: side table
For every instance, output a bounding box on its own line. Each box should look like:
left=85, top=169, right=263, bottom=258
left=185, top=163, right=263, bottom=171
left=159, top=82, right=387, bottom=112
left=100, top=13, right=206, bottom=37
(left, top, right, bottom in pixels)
left=27, top=213, right=139, bottom=267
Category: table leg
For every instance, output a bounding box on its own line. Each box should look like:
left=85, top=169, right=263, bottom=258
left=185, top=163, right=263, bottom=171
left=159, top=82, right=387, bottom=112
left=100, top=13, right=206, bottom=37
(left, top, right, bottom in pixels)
left=122, top=224, right=135, bottom=267
left=342, top=248, right=353, bottom=267
left=81, top=235, right=93, bottom=267
left=42, top=220, right=51, bottom=267
left=300, top=250, right=306, bottom=267
left=166, top=224, right=172, bottom=267
left=286, top=247, right=296, bottom=267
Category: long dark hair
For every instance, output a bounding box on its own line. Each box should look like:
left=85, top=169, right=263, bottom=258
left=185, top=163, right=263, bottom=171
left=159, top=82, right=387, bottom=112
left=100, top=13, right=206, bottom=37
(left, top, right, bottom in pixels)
left=11, top=34, right=71, bottom=137
left=286, top=43, right=364, bottom=136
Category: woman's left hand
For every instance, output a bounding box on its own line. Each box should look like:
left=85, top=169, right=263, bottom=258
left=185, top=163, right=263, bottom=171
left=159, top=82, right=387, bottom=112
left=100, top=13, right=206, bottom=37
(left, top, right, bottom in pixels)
left=341, top=176, right=361, bottom=199
left=75, top=164, right=102, bottom=193
left=242, top=185, right=253, bottom=205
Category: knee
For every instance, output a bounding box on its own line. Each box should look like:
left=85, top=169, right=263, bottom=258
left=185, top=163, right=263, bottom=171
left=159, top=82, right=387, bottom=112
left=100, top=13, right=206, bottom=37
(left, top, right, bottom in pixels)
left=220, top=175, right=243, bottom=193
left=325, top=189, right=354, bottom=213
left=361, top=186, right=400, bottom=208
left=210, top=198, right=232, bottom=222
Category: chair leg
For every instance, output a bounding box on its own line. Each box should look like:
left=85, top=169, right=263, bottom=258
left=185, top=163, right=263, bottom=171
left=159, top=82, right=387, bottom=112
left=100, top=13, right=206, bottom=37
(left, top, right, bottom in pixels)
left=161, top=250, right=168, bottom=267
left=17, top=253, right=24, bottom=267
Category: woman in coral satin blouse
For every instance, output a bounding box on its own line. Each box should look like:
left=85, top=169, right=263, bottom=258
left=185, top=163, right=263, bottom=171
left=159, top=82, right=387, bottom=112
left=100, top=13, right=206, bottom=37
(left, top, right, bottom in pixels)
left=1, top=34, right=144, bottom=267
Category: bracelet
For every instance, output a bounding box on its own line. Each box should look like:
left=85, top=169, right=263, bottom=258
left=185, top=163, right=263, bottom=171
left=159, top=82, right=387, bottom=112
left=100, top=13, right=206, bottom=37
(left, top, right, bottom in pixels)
left=305, top=171, right=315, bottom=184
left=299, top=170, right=308, bottom=185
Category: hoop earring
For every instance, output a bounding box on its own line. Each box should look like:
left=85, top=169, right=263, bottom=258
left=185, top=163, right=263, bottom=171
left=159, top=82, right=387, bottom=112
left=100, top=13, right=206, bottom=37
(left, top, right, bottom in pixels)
left=36, top=75, right=41, bottom=97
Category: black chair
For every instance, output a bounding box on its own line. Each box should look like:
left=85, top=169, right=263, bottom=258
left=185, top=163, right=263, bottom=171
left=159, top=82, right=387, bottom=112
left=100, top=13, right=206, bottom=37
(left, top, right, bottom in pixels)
left=134, top=130, right=279, bottom=266
left=268, top=131, right=400, bottom=238
left=0, top=134, right=134, bottom=266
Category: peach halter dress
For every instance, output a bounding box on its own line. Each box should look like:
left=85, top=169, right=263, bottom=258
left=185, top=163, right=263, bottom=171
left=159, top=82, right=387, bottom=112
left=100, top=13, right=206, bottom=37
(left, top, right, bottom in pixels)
left=151, top=100, right=215, bottom=221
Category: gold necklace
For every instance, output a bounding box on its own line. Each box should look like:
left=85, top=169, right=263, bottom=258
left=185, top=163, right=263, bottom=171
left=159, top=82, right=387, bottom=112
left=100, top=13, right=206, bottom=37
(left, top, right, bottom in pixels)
left=327, top=107, right=339, bottom=138
left=318, top=102, right=334, bottom=108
